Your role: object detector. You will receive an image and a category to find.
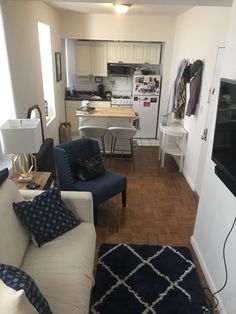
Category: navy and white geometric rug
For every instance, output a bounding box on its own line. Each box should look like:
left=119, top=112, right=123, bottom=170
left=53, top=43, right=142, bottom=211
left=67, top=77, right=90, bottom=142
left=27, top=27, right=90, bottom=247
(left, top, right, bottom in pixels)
left=91, top=243, right=208, bottom=314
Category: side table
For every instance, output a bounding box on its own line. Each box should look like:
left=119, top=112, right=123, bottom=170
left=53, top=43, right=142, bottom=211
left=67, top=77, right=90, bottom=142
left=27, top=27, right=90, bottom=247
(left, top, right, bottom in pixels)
left=12, top=171, right=53, bottom=190
left=159, top=123, right=188, bottom=172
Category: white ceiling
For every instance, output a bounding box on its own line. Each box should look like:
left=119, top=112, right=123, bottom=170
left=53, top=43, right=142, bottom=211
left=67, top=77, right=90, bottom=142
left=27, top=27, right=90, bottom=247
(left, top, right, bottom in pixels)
left=45, top=0, right=232, bottom=16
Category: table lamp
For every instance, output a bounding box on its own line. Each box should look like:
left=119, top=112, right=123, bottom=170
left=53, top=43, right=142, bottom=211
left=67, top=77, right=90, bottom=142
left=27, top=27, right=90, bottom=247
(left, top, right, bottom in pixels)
left=0, top=119, right=42, bottom=182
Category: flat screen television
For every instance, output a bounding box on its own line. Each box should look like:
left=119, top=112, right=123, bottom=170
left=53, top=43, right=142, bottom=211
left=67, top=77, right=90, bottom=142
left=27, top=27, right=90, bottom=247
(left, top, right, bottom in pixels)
left=212, top=78, right=236, bottom=197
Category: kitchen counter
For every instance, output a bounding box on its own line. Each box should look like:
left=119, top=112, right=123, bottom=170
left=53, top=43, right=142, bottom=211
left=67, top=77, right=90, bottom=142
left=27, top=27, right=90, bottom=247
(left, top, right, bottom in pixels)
left=66, top=97, right=111, bottom=101
left=76, top=107, right=136, bottom=118
left=77, top=107, right=136, bottom=153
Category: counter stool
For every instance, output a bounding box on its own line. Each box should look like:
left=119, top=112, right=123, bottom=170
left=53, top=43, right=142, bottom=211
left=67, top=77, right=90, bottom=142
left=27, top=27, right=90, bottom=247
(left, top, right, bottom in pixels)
left=79, top=126, right=107, bottom=158
left=108, top=127, right=137, bottom=169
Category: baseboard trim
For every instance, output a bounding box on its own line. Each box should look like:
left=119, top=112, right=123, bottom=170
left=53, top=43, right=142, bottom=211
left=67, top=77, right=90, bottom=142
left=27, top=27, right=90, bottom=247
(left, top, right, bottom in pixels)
left=182, top=168, right=195, bottom=191
left=190, top=236, right=226, bottom=314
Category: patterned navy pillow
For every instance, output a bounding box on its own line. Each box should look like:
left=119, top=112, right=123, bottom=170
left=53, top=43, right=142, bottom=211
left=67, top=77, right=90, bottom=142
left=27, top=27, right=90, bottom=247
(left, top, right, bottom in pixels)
left=0, top=263, right=52, bottom=314
left=13, top=186, right=80, bottom=247
left=0, top=168, right=9, bottom=186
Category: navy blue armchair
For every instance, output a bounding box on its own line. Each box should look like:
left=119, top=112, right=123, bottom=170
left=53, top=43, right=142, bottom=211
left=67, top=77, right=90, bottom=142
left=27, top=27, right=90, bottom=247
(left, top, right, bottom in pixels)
left=53, top=139, right=127, bottom=214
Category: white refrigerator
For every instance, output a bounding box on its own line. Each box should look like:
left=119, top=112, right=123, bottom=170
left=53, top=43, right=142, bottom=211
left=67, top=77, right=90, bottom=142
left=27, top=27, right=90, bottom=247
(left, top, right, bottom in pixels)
left=133, top=75, right=161, bottom=138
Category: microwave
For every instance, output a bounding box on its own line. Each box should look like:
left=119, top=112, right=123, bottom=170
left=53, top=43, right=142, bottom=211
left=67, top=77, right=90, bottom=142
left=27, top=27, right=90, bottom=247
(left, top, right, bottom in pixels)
left=108, top=64, right=132, bottom=77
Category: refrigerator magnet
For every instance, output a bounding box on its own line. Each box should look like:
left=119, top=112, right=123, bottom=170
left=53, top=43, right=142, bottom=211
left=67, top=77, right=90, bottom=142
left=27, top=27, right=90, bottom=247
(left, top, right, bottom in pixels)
left=144, top=101, right=150, bottom=107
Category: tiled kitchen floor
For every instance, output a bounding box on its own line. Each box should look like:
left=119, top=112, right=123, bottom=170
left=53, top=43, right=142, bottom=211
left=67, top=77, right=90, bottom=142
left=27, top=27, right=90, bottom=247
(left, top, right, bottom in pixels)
left=75, top=136, right=160, bottom=147
left=135, top=138, right=160, bottom=146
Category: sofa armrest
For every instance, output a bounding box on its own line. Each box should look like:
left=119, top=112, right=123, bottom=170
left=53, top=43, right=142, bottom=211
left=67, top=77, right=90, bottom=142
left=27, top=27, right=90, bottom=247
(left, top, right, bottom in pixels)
left=61, top=191, right=94, bottom=223
left=19, top=189, right=44, bottom=199
left=19, top=190, right=94, bottom=223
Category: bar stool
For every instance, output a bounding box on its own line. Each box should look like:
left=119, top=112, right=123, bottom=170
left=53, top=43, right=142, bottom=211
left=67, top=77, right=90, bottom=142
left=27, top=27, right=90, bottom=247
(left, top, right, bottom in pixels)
left=108, top=127, right=137, bottom=168
left=79, top=126, right=107, bottom=158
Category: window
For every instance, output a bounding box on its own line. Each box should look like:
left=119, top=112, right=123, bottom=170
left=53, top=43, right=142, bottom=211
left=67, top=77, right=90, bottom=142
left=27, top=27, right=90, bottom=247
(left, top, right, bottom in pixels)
left=0, top=4, right=16, bottom=165
left=38, top=22, right=55, bottom=124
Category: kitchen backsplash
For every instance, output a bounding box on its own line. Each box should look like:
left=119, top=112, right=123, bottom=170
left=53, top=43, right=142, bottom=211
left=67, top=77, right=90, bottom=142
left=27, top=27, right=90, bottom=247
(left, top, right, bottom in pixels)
left=73, top=76, right=133, bottom=97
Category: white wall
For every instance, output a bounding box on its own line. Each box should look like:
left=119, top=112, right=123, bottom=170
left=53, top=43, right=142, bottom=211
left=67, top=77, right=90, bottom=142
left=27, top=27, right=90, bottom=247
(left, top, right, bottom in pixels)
left=170, top=7, right=230, bottom=191
left=61, top=13, right=177, bottom=134
left=65, top=38, right=76, bottom=88
left=192, top=3, right=236, bottom=313
left=2, top=0, right=66, bottom=144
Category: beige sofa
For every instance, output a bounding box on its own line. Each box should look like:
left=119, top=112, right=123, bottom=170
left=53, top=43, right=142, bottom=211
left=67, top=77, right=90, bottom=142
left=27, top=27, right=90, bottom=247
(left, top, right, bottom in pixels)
left=0, top=179, right=96, bottom=314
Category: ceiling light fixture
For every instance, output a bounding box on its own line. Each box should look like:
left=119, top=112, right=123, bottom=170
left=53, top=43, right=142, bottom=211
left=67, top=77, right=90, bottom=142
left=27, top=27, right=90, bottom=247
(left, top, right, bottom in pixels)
left=114, top=3, right=131, bottom=15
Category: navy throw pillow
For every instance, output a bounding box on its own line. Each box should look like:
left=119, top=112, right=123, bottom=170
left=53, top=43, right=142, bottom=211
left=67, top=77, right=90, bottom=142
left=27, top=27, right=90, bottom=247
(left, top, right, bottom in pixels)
left=76, top=152, right=105, bottom=181
left=0, top=168, right=9, bottom=186
left=0, top=263, right=52, bottom=314
left=13, top=186, right=80, bottom=247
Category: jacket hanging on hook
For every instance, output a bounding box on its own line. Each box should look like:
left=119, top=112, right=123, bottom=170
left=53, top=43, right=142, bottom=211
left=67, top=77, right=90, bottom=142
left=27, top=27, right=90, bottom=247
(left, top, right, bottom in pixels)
left=186, top=60, right=204, bottom=116
left=166, top=59, right=188, bottom=114
left=173, top=61, right=191, bottom=119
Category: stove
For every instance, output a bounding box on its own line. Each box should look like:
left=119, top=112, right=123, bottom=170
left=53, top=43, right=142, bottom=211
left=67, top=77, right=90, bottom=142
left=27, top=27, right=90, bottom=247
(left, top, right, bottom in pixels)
left=111, top=96, right=133, bottom=107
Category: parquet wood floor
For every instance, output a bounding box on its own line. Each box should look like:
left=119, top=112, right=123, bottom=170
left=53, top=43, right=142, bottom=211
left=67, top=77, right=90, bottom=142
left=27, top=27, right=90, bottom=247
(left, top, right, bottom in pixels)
left=95, top=146, right=209, bottom=290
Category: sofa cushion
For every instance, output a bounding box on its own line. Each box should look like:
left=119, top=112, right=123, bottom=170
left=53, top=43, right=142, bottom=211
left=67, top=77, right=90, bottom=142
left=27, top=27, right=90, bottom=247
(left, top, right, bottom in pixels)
left=0, top=264, right=52, bottom=314
left=0, top=179, right=30, bottom=267
left=21, top=222, right=96, bottom=314
left=0, top=279, right=38, bottom=314
left=13, top=186, right=80, bottom=247
left=0, top=168, right=9, bottom=186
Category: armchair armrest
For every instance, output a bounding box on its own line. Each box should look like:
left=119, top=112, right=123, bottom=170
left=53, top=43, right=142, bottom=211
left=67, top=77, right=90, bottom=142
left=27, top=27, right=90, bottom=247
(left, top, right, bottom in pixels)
left=19, top=190, right=94, bottom=223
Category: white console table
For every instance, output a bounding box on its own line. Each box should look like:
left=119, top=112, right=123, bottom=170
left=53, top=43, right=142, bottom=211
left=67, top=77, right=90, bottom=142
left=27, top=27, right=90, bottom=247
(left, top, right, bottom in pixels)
left=159, top=122, right=188, bottom=172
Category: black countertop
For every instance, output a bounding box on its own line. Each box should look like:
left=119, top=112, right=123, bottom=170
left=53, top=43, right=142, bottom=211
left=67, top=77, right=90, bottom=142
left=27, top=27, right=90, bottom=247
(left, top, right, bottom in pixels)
left=65, top=90, right=111, bottom=102
left=66, top=96, right=111, bottom=101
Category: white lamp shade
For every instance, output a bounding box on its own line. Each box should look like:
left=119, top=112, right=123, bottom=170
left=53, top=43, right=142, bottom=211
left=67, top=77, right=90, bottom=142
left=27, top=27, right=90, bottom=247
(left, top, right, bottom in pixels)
left=0, top=119, right=42, bottom=154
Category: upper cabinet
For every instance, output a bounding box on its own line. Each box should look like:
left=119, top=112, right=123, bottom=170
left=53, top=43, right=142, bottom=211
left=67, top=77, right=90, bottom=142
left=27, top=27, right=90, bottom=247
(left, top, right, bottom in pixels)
left=134, top=43, right=161, bottom=64
left=75, top=41, right=91, bottom=76
left=121, top=42, right=134, bottom=63
left=75, top=41, right=162, bottom=77
left=107, top=42, right=120, bottom=63
left=75, top=41, right=108, bottom=76
left=91, top=42, right=108, bottom=77
left=108, top=42, right=134, bottom=63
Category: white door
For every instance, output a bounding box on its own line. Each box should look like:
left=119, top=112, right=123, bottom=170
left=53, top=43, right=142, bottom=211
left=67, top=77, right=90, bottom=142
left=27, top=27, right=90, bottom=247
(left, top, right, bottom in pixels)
left=195, top=47, right=225, bottom=196
left=133, top=96, right=159, bottom=138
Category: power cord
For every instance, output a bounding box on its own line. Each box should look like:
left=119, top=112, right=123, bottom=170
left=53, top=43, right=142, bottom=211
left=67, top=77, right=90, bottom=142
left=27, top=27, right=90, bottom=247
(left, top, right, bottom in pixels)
left=211, top=215, right=236, bottom=309
left=191, top=215, right=236, bottom=313
left=201, top=215, right=236, bottom=313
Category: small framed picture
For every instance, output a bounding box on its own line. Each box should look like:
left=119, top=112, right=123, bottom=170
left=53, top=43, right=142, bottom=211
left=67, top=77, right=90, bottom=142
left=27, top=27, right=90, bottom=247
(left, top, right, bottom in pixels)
left=55, top=52, right=62, bottom=82
left=95, top=76, right=103, bottom=83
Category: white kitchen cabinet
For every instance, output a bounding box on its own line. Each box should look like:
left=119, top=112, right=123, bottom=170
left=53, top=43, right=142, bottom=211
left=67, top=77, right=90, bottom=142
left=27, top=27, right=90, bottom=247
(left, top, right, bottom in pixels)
left=108, top=42, right=134, bottom=63
left=91, top=42, right=108, bottom=76
left=134, top=43, right=161, bottom=64
left=75, top=41, right=108, bottom=76
left=66, top=101, right=81, bottom=138
left=108, top=42, right=120, bottom=63
left=134, top=43, right=146, bottom=64
left=75, top=42, right=91, bottom=76
left=146, top=43, right=161, bottom=64
left=120, top=42, right=134, bottom=63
